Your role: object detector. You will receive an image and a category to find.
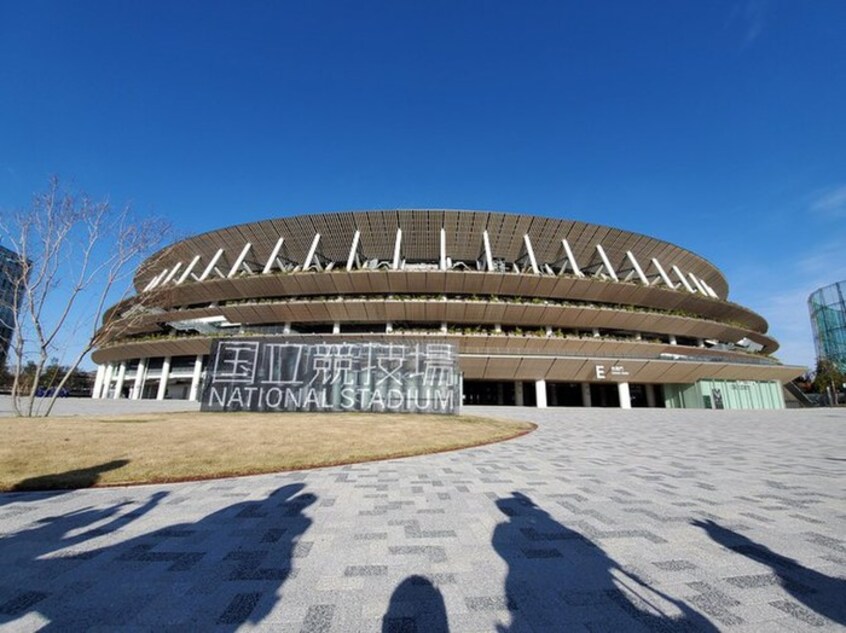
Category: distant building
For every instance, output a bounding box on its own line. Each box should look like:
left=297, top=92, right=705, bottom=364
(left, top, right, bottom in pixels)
left=91, top=210, right=802, bottom=410
left=809, top=280, right=846, bottom=372
left=0, top=244, right=24, bottom=368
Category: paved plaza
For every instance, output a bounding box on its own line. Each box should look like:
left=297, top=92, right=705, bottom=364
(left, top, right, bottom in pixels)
left=1, top=407, right=844, bottom=631
left=0, top=395, right=199, bottom=418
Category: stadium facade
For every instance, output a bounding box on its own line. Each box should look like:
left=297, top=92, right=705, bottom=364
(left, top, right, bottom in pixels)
left=808, top=280, right=846, bottom=372
left=90, top=210, right=802, bottom=410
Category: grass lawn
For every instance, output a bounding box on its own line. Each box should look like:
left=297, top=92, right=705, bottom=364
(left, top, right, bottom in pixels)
left=0, top=412, right=534, bottom=491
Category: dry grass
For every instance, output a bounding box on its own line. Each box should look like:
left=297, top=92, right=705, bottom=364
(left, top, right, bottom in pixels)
left=0, top=412, right=534, bottom=491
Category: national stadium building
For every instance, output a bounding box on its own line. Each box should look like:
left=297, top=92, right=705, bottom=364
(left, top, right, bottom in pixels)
left=90, top=210, right=802, bottom=410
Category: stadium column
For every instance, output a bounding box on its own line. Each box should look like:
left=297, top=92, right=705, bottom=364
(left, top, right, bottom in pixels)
left=618, top=382, right=632, bottom=409
left=113, top=362, right=127, bottom=399
left=156, top=356, right=171, bottom=400
left=102, top=363, right=114, bottom=398
left=131, top=358, right=146, bottom=400
left=515, top=381, right=524, bottom=406
left=535, top=379, right=547, bottom=408
left=92, top=364, right=105, bottom=399
left=189, top=355, right=203, bottom=401
left=581, top=382, right=592, bottom=407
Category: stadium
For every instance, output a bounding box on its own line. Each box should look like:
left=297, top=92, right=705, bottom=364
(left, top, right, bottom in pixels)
left=90, top=210, right=802, bottom=410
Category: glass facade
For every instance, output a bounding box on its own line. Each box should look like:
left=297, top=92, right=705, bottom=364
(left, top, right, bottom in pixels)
left=808, top=281, right=846, bottom=372
left=0, top=245, right=24, bottom=368
left=664, top=379, right=784, bottom=410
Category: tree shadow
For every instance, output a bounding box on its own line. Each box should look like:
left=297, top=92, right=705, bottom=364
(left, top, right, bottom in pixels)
left=382, top=574, right=450, bottom=633
left=11, top=458, right=131, bottom=492
left=0, top=483, right=316, bottom=630
left=493, top=492, right=718, bottom=632
left=0, top=459, right=132, bottom=508
left=693, top=519, right=846, bottom=626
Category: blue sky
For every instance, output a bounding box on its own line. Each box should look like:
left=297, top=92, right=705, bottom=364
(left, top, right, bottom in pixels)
left=1, top=0, right=844, bottom=369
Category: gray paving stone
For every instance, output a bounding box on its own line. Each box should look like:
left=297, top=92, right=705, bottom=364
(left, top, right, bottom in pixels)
left=653, top=560, right=698, bottom=571
left=0, top=406, right=844, bottom=631
left=769, top=600, right=827, bottom=627
left=300, top=604, right=335, bottom=633
left=343, top=565, right=388, bottom=577
left=217, top=592, right=262, bottom=625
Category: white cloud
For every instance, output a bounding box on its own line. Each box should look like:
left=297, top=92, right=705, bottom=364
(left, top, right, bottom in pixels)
left=733, top=240, right=846, bottom=370
left=742, top=0, right=768, bottom=44
left=749, top=287, right=815, bottom=369
left=727, top=0, right=769, bottom=46
left=810, top=185, right=846, bottom=218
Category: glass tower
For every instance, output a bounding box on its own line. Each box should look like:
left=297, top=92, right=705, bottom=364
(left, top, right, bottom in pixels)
left=808, top=280, right=846, bottom=371
left=0, top=245, right=25, bottom=368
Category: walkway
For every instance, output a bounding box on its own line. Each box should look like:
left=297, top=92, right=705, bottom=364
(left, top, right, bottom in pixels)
left=0, top=395, right=199, bottom=417
left=1, top=407, right=844, bottom=631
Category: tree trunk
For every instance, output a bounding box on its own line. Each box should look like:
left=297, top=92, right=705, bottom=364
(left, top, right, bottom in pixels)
left=43, top=345, right=93, bottom=417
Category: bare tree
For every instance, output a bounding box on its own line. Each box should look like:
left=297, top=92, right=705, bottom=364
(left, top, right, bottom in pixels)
left=0, top=177, right=171, bottom=417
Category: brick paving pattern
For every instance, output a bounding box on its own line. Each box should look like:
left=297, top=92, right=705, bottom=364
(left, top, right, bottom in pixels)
left=1, top=407, right=844, bottom=631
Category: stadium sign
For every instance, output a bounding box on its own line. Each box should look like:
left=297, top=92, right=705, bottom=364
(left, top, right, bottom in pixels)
left=200, top=338, right=459, bottom=414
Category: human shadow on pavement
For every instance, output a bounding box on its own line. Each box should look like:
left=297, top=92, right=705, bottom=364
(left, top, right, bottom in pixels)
left=10, top=458, right=131, bottom=493
left=694, top=519, right=846, bottom=626
left=493, top=492, right=718, bottom=632
left=0, top=482, right=316, bottom=630
left=382, top=574, right=450, bottom=633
